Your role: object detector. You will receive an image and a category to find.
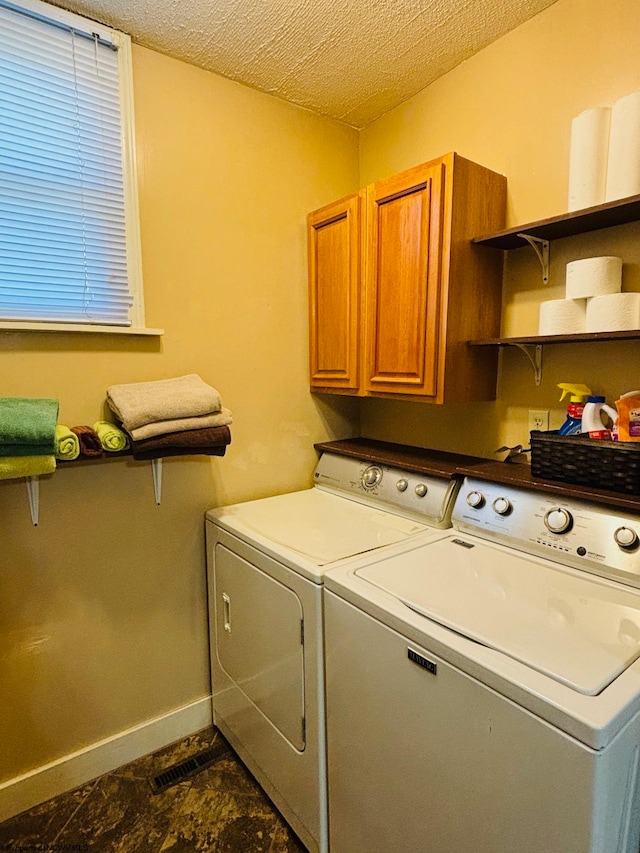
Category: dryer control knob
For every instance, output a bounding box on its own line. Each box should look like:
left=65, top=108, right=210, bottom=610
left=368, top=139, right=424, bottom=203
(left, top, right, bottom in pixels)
left=361, top=465, right=383, bottom=489
left=614, top=526, right=639, bottom=550
left=492, top=497, right=512, bottom=516
left=415, top=483, right=428, bottom=497
left=466, top=490, right=485, bottom=508
left=544, top=507, right=573, bottom=534
left=396, top=479, right=408, bottom=492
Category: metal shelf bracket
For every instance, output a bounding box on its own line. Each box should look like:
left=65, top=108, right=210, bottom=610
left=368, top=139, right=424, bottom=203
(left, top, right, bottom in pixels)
left=26, top=476, right=39, bottom=526
left=151, top=458, right=163, bottom=505
left=517, top=233, right=550, bottom=283
left=512, top=343, right=543, bottom=386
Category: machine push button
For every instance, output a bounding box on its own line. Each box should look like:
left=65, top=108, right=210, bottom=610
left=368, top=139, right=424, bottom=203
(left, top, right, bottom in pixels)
left=492, top=497, right=512, bottom=516
left=361, top=465, right=383, bottom=490
left=614, top=526, right=640, bottom=550
left=544, top=507, right=573, bottom=534
left=466, top=490, right=485, bottom=509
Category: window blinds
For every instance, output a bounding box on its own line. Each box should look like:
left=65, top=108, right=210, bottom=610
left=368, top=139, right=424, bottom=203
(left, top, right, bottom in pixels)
left=0, top=1, right=133, bottom=325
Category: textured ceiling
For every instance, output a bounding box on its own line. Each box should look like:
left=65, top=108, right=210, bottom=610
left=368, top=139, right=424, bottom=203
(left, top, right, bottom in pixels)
left=49, top=0, right=558, bottom=128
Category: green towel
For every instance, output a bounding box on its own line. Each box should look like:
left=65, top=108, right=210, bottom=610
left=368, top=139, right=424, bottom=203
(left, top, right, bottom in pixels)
left=93, top=421, right=130, bottom=452
left=0, top=398, right=59, bottom=456
left=55, top=425, right=80, bottom=461
left=0, top=455, right=56, bottom=480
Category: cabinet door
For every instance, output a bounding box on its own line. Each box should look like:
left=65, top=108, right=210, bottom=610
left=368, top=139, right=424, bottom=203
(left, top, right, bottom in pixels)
left=364, top=161, right=444, bottom=397
left=308, top=193, right=361, bottom=392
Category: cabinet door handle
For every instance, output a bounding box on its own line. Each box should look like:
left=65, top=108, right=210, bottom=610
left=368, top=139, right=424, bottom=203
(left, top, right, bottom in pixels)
left=222, top=592, right=231, bottom=634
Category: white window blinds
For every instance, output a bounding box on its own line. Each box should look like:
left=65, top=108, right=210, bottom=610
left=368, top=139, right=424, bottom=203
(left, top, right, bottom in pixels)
left=0, top=0, right=140, bottom=326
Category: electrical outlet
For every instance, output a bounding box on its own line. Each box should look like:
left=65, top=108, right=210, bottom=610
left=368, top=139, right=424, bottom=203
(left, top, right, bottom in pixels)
left=528, top=409, right=549, bottom=433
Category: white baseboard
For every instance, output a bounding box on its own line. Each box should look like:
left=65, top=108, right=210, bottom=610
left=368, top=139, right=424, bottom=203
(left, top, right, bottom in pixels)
left=0, top=694, right=213, bottom=824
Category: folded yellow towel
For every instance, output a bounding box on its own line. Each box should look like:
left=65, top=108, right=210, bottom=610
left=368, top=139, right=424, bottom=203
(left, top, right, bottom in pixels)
left=55, top=424, right=80, bottom=461
left=93, top=421, right=130, bottom=452
left=0, top=455, right=56, bottom=481
left=128, top=408, right=233, bottom=441
left=106, top=374, right=222, bottom=430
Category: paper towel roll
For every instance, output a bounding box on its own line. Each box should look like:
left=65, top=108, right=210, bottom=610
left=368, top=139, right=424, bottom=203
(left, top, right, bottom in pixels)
left=606, top=91, right=640, bottom=201
left=568, top=107, right=611, bottom=211
left=539, top=299, right=587, bottom=335
left=566, top=256, right=622, bottom=299
left=586, top=292, right=640, bottom=332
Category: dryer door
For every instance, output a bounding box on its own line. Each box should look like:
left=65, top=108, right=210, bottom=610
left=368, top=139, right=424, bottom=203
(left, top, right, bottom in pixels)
left=214, top=543, right=305, bottom=750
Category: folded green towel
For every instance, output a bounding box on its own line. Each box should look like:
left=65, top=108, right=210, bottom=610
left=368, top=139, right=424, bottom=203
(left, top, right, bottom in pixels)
left=0, top=398, right=59, bottom=456
left=93, top=421, right=130, bottom=452
left=0, top=455, right=56, bottom=481
left=0, top=443, right=58, bottom=456
left=55, top=425, right=80, bottom=461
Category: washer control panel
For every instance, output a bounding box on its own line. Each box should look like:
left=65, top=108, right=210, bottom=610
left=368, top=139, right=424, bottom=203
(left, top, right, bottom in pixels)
left=453, top=477, right=640, bottom=587
left=314, top=453, right=457, bottom=528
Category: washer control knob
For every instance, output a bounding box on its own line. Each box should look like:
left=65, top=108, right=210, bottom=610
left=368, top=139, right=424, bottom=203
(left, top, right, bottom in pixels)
left=614, top=526, right=639, bottom=550
left=466, top=490, right=485, bottom=509
left=492, top=497, right=512, bottom=516
left=361, top=465, right=383, bottom=490
left=544, top=507, right=573, bottom=534
left=415, top=483, right=428, bottom=498
left=396, top=479, right=408, bottom=492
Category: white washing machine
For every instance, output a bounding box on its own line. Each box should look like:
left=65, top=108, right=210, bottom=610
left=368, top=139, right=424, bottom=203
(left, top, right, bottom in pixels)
left=205, top=443, right=463, bottom=853
left=324, top=476, right=640, bottom=853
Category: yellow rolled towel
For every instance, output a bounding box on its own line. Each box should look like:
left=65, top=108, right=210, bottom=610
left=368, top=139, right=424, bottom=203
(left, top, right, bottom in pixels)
left=55, top=424, right=80, bottom=461
left=93, top=421, right=130, bottom=452
left=0, top=455, right=56, bottom=481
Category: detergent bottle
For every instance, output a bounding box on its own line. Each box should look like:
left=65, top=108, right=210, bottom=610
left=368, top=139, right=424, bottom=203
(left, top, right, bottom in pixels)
left=615, top=390, right=640, bottom=441
left=581, top=395, right=618, bottom=438
left=557, top=383, right=592, bottom=435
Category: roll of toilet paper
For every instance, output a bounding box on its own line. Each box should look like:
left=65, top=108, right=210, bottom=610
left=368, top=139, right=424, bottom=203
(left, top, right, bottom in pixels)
left=586, top=292, right=640, bottom=332
left=566, top=256, right=623, bottom=299
left=568, top=107, right=611, bottom=211
left=539, top=298, right=587, bottom=336
left=606, top=91, right=640, bottom=201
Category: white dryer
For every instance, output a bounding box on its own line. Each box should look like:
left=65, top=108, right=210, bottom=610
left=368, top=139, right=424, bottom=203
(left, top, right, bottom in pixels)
left=205, top=441, right=465, bottom=853
left=324, top=476, right=640, bottom=853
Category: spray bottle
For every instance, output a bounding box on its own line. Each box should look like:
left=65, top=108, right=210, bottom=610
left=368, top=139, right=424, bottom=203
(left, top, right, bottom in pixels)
left=557, top=383, right=592, bottom=435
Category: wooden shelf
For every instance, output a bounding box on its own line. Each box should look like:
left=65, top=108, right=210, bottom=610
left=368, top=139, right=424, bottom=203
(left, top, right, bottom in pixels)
left=473, top=193, right=640, bottom=249
left=315, top=437, right=640, bottom=513
left=58, top=449, right=132, bottom=465
left=314, top=437, right=484, bottom=479
left=468, top=330, right=640, bottom=347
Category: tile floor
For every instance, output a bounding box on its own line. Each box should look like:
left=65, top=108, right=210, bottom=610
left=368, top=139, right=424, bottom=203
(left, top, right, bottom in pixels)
left=0, top=726, right=307, bottom=852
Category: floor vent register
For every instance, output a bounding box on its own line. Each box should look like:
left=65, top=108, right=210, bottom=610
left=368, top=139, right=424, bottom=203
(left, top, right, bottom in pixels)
left=150, top=738, right=231, bottom=793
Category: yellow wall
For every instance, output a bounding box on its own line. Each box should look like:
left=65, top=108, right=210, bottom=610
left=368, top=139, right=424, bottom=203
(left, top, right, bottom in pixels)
left=3, top=0, right=640, bottom=796
left=0, top=46, right=359, bottom=784
left=359, top=0, right=640, bottom=458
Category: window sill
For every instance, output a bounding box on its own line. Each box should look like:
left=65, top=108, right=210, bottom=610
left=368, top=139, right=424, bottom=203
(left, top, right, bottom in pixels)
left=0, top=322, right=164, bottom=336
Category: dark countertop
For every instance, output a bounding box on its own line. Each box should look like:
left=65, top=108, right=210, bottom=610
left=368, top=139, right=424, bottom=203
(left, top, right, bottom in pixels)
left=314, top=437, right=484, bottom=479
left=315, top=437, right=640, bottom=514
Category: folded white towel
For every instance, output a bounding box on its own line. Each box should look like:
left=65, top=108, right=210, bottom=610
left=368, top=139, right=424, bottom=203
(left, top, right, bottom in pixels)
left=128, top=408, right=233, bottom=441
left=107, top=374, right=222, bottom=430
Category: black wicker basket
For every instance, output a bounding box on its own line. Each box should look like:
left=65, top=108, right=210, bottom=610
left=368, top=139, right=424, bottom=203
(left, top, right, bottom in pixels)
left=530, top=430, right=640, bottom=494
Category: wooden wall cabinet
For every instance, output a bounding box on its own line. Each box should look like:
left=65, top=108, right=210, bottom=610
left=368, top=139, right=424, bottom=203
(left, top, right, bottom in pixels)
left=308, top=193, right=362, bottom=391
left=308, top=152, right=507, bottom=403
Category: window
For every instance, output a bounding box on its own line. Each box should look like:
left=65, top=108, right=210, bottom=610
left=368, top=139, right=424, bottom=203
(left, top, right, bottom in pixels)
left=0, top=0, right=158, bottom=334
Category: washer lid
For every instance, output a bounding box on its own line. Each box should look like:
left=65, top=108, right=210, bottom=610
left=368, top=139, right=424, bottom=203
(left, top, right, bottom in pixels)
left=211, top=488, right=428, bottom=566
left=355, top=536, right=640, bottom=696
